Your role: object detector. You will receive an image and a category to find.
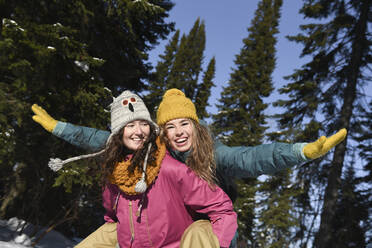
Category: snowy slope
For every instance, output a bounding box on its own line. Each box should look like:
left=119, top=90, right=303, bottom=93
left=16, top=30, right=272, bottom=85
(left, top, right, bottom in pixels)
left=0, top=217, right=80, bottom=248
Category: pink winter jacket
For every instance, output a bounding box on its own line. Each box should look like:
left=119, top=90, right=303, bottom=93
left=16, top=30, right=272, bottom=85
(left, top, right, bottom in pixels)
left=103, top=151, right=237, bottom=248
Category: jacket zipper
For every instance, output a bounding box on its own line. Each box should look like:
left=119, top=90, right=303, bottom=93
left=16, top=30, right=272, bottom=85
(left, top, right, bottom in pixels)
left=129, top=201, right=135, bottom=244
left=144, top=211, right=154, bottom=247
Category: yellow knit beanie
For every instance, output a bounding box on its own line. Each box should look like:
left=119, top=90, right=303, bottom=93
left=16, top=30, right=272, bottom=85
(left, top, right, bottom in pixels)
left=156, top=88, right=199, bottom=125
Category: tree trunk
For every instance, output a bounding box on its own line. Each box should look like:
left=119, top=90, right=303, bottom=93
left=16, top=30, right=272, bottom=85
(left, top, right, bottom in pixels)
left=314, top=1, right=370, bottom=247
left=0, top=163, right=27, bottom=218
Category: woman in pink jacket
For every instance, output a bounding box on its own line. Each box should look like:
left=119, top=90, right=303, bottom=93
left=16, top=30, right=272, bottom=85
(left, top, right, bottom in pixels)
left=50, top=90, right=237, bottom=248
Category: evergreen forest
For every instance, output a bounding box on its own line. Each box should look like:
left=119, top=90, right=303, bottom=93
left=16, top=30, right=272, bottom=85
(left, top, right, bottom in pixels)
left=1, top=0, right=371, bottom=247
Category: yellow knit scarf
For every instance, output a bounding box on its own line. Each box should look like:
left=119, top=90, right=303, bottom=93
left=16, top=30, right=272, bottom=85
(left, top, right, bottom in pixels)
left=109, top=137, right=166, bottom=195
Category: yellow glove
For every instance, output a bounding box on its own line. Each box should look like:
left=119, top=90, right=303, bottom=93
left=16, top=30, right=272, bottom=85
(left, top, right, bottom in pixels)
left=31, top=104, right=58, bottom=133
left=303, top=128, right=347, bottom=159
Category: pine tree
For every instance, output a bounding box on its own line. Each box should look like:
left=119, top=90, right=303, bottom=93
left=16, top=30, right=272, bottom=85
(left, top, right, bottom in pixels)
left=144, top=30, right=180, bottom=115
left=0, top=0, right=173, bottom=238
left=355, top=100, right=372, bottom=183
left=255, top=170, right=301, bottom=248
left=330, top=165, right=369, bottom=247
left=167, top=18, right=206, bottom=99
left=267, top=128, right=326, bottom=247
left=77, top=0, right=175, bottom=94
left=354, top=99, right=372, bottom=244
left=234, top=178, right=257, bottom=246
left=0, top=9, right=110, bottom=235
left=145, top=18, right=215, bottom=120
left=195, top=57, right=216, bottom=119
left=271, top=0, right=371, bottom=246
left=212, top=0, right=283, bottom=244
left=213, top=0, right=282, bottom=146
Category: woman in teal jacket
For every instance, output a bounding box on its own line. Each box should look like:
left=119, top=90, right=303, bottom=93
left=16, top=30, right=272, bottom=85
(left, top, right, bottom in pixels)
left=38, top=111, right=308, bottom=201
left=48, top=120, right=309, bottom=200
left=31, top=88, right=346, bottom=247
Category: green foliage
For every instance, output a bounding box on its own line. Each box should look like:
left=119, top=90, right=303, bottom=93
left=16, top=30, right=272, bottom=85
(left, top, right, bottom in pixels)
left=53, top=161, right=101, bottom=193
left=145, top=18, right=215, bottom=119
left=330, top=165, right=369, bottom=248
left=167, top=18, right=206, bottom=99
left=212, top=0, right=284, bottom=245
left=255, top=170, right=301, bottom=248
left=144, top=29, right=180, bottom=115
left=0, top=0, right=173, bottom=238
left=234, top=178, right=258, bottom=245
left=195, top=57, right=216, bottom=119
left=353, top=100, right=372, bottom=244
left=213, top=0, right=282, bottom=147
left=354, top=100, right=372, bottom=183
left=272, top=0, right=371, bottom=246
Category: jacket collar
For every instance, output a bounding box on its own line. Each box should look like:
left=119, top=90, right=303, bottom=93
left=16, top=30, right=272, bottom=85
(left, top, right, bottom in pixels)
left=168, top=148, right=190, bottom=164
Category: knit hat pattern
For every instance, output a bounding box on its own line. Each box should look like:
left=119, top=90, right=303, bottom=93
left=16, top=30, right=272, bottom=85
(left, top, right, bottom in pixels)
left=110, top=90, right=158, bottom=137
left=156, top=88, right=199, bottom=126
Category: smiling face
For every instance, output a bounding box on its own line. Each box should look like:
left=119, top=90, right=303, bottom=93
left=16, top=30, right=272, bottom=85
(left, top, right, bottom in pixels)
left=122, top=120, right=151, bottom=151
left=164, top=118, right=194, bottom=152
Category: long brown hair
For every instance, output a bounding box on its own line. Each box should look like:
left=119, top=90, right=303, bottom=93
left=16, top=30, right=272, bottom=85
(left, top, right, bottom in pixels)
left=102, top=123, right=158, bottom=184
left=160, top=119, right=217, bottom=186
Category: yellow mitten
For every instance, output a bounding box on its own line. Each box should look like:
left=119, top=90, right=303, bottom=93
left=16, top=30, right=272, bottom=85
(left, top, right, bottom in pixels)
left=31, top=104, right=58, bottom=133
left=303, top=128, right=347, bottom=159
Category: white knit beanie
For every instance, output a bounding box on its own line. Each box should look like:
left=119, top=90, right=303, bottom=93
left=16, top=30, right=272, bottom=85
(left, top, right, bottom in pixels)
left=48, top=90, right=158, bottom=186
left=109, top=90, right=157, bottom=141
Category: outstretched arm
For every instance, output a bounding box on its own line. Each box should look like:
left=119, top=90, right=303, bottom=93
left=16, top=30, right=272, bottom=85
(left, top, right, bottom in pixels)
left=31, top=104, right=110, bottom=151
left=215, top=129, right=347, bottom=178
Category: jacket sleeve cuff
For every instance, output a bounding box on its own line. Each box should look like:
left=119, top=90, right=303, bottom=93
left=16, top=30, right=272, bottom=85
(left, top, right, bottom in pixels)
left=52, top=121, right=67, bottom=137
left=294, top=142, right=308, bottom=162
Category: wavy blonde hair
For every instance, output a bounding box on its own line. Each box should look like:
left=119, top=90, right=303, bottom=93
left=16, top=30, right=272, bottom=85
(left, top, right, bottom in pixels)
left=160, top=119, right=217, bottom=186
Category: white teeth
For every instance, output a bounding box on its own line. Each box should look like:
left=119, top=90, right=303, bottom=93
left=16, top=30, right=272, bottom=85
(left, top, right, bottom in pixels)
left=176, top=138, right=187, bottom=143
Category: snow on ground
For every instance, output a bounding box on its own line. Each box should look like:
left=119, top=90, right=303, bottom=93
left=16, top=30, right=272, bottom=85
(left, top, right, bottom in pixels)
left=0, top=217, right=80, bottom=248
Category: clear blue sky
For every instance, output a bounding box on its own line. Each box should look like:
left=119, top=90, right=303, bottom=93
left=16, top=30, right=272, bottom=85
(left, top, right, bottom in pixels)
left=149, top=0, right=308, bottom=126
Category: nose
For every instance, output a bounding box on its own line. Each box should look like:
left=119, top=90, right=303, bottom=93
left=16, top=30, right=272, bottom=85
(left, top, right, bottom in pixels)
left=133, top=123, right=144, bottom=135
left=175, top=125, right=183, bottom=136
